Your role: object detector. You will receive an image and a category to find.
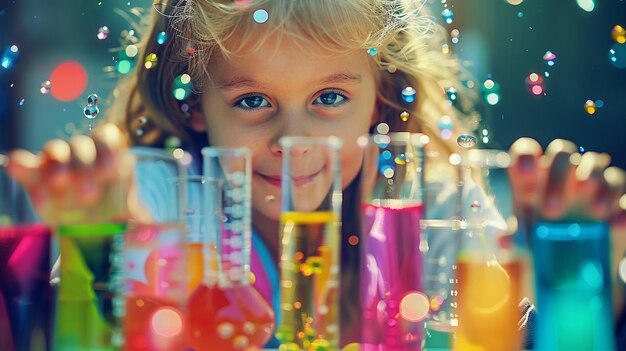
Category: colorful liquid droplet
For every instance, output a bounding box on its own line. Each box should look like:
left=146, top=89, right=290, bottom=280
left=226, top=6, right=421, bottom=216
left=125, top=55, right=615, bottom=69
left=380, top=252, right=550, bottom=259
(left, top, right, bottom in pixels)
left=252, top=9, right=269, bottom=23
left=438, top=115, right=453, bottom=130
left=157, top=31, right=168, bottom=45
left=609, top=43, right=626, bottom=69
left=543, top=50, right=556, bottom=66
left=401, top=87, right=416, bottom=103
left=96, top=26, right=109, bottom=40
left=40, top=80, right=51, bottom=94
left=1, top=44, right=19, bottom=69
left=400, top=111, right=409, bottom=122
left=441, top=9, right=454, bottom=24
left=612, top=25, right=626, bottom=44
left=87, top=93, right=98, bottom=106
left=83, top=105, right=100, bottom=119
left=144, top=53, right=158, bottom=69
left=446, top=87, right=457, bottom=101
left=367, top=47, right=378, bottom=56
left=584, top=100, right=597, bottom=115
left=456, top=134, right=477, bottom=148
left=394, top=153, right=407, bottom=165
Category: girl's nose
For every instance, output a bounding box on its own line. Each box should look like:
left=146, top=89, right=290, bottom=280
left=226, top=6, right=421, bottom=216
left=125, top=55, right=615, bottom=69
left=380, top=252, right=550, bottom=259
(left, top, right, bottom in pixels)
left=268, top=111, right=311, bottom=157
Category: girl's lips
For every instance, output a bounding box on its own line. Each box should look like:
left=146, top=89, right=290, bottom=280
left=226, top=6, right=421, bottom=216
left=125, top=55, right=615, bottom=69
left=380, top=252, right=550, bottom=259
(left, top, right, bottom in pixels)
left=257, top=168, right=323, bottom=187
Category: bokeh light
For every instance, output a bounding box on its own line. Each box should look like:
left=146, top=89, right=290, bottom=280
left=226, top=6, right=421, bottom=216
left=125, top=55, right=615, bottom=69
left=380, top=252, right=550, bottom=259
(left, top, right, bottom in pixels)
left=609, top=43, right=626, bottom=69
left=49, top=61, right=88, bottom=101
left=577, top=0, right=595, bottom=12
left=151, top=307, right=184, bottom=338
left=399, top=291, right=430, bottom=322
left=612, top=25, right=625, bottom=44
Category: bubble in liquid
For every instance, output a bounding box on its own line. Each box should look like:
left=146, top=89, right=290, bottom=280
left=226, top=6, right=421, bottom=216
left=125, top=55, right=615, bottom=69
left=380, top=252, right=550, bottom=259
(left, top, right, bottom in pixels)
left=217, top=322, right=235, bottom=339
left=157, top=31, right=168, bottom=45
left=401, top=86, right=416, bottom=103
left=456, top=134, right=477, bottom=148
left=83, top=105, right=99, bottom=119
left=96, top=26, right=109, bottom=40
left=40, top=80, right=51, bottom=94
left=441, top=8, right=454, bottom=24
left=144, top=53, right=158, bottom=69
left=232, top=335, right=249, bottom=348
left=584, top=100, right=597, bottom=115
left=609, top=43, right=626, bottom=69
left=87, top=93, right=98, bottom=106
left=400, top=111, right=409, bottom=122
left=367, top=47, right=378, bottom=56
left=612, top=25, right=626, bottom=44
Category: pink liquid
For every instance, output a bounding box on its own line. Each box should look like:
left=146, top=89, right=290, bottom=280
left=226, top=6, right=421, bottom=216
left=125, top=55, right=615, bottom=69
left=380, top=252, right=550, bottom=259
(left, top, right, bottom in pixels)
left=187, top=283, right=275, bottom=351
left=0, top=224, right=52, bottom=351
left=360, top=203, right=424, bottom=350
left=124, top=294, right=186, bottom=351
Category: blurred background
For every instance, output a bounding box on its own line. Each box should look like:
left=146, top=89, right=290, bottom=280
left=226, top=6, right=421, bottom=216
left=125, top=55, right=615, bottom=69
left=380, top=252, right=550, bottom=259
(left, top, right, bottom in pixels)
left=0, top=0, right=625, bottom=168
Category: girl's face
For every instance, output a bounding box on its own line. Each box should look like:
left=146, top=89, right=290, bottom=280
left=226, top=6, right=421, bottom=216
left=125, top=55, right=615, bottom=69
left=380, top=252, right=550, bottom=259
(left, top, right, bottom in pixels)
left=200, top=36, right=377, bottom=221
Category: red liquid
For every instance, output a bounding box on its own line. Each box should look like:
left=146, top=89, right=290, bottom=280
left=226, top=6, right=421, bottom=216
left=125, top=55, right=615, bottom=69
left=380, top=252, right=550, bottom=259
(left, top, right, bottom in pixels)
left=123, top=223, right=188, bottom=351
left=187, top=283, right=275, bottom=351
left=124, top=294, right=186, bottom=351
left=0, top=224, right=52, bottom=351
left=360, top=203, right=424, bottom=350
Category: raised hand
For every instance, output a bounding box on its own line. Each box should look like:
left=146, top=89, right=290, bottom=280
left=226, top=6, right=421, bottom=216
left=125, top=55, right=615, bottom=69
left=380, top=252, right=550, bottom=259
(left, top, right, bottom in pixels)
left=6, top=123, right=149, bottom=226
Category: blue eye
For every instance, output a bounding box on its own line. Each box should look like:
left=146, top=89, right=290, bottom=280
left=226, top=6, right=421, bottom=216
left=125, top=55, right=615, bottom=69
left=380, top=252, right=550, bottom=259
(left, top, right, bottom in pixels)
left=314, top=92, right=346, bottom=106
left=236, top=95, right=270, bottom=109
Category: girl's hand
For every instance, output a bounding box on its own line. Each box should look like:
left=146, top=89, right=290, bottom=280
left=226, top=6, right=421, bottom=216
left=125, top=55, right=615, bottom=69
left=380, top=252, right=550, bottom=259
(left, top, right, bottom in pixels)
left=6, top=123, right=149, bottom=226
left=508, top=137, right=625, bottom=225
left=508, top=137, right=626, bottom=316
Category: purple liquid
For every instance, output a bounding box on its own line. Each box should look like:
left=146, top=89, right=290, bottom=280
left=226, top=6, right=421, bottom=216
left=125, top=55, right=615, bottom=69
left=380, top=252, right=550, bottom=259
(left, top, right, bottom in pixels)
left=360, top=203, right=424, bottom=350
left=0, top=224, right=52, bottom=351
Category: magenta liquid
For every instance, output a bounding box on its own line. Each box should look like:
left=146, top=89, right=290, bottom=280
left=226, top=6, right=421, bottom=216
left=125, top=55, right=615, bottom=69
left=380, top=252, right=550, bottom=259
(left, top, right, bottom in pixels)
left=360, top=203, right=424, bottom=350
left=0, top=224, right=52, bottom=351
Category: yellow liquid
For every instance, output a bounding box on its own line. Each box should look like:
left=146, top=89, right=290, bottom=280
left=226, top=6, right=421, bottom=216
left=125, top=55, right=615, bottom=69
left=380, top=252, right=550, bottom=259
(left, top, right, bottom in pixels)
left=453, top=254, right=523, bottom=351
left=277, top=211, right=340, bottom=350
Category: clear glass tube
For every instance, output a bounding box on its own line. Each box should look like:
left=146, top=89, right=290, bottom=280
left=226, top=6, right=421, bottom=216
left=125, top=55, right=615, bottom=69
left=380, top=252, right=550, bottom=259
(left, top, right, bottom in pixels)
left=359, top=132, right=427, bottom=350
left=276, top=136, right=342, bottom=350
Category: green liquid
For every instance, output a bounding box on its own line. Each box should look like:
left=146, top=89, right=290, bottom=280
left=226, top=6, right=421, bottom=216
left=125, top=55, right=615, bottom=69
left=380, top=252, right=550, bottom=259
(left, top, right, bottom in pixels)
left=55, top=224, right=126, bottom=350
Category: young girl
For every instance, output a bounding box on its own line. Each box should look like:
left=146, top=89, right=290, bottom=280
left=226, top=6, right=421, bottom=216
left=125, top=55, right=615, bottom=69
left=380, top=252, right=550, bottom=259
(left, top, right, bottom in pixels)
left=7, top=0, right=626, bottom=348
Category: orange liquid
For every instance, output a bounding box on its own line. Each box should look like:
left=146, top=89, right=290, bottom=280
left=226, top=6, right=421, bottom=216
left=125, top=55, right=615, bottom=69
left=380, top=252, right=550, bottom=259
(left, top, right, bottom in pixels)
left=187, top=242, right=203, bottom=293
left=187, top=283, right=275, bottom=351
left=453, top=254, right=523, bottom=351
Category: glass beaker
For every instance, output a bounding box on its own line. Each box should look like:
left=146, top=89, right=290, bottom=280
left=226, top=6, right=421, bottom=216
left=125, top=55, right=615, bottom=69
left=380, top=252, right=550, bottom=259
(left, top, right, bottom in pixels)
left=452, top=149, right=525, bottom=351
left=0, top=154, right=53, bottom=351
left=186, top=147, right=274, bottom=351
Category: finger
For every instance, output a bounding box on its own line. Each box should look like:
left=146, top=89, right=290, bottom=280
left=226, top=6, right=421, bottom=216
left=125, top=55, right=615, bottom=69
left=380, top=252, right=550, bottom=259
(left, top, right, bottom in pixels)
left=508, top=137, right=543, bottom=210
left=595, top=167, right=626, bottom=219
left=68, top=135, right=102, bottom=206
left=574, top=152, right=611, bottom=214
left=92, top=123, right=126, bottom=182
left=40, top=139, right=73, bottom=192
left=541, top=139, right=578, bottom=219
left=614, top=194, right=626, bottom=227
left=6, top=149, right=42, bottom=188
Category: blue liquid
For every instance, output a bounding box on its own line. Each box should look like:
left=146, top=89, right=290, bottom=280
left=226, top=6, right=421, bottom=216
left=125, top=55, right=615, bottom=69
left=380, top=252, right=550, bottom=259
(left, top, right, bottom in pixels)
left=532, top=222, right=615, bottom=351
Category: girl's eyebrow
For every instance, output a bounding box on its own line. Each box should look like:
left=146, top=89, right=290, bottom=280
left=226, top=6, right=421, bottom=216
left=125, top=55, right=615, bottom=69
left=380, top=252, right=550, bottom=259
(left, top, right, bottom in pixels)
left=217, top=72, right=362, bottom=90
left=217, top=76, right=267, bottom=90
left=319, top=72, right=362, bottom=85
